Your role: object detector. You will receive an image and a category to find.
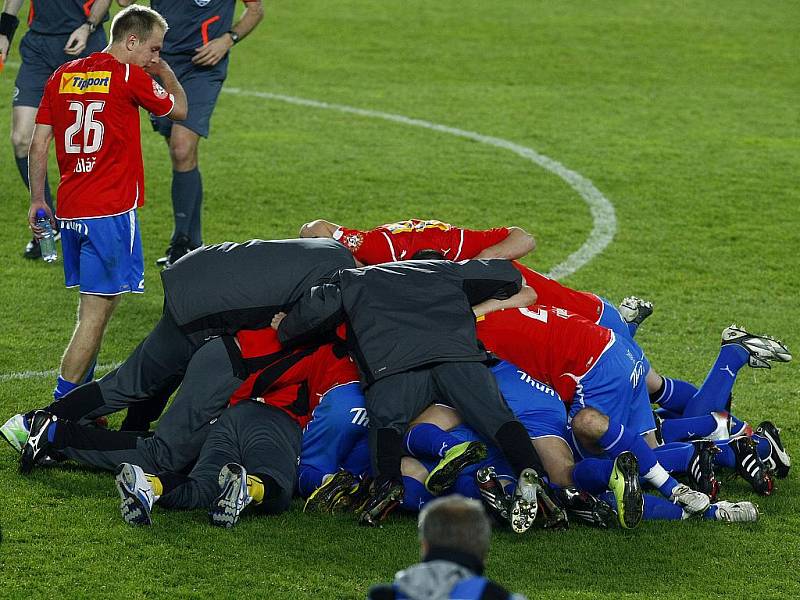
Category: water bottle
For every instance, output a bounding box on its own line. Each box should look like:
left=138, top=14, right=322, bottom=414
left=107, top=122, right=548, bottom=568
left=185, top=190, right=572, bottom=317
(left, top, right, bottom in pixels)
left=35, top=208, right=58, bottom=263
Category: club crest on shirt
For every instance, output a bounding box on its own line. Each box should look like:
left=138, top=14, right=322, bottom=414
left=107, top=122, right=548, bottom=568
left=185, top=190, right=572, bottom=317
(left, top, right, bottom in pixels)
left=342, top=232, right=364, bottom=251
left=152, top=80, right=168, bottom=99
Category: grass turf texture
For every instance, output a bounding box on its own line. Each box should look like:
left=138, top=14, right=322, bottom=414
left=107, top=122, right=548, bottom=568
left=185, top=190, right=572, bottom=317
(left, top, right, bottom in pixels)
left=1, top=1, right=799, bottom=598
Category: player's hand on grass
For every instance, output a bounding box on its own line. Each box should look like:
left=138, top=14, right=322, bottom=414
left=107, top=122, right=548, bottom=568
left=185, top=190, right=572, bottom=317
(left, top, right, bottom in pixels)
left=192, top=36, right=233, bottom=67
left=64, top=24, right=90, bottom=56
left=28, top=202, right=56, bottom=238
left=271, top=312, right=287, bottom=330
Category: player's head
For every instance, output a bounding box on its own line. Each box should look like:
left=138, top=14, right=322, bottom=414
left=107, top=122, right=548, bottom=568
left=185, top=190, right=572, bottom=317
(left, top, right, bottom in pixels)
left=108, top=6, right=168, bottom=68
left=417, top=495, right=491, bottom=562
left=410, top=249, right=447, bottom=261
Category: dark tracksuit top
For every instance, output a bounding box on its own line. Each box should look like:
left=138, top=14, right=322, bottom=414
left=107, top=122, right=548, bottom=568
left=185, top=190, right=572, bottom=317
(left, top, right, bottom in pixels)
left=277, top=259, right=523, bottom=385
left=162, top=237, right=356, bottom=345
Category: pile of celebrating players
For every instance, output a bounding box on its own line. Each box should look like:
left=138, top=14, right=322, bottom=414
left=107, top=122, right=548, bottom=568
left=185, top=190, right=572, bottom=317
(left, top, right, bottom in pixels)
left=1, top=218, right=792, bottom=532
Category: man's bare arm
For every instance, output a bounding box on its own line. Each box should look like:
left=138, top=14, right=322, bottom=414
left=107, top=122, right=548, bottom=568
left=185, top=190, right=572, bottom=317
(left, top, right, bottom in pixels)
left=193, top=0, right=264, bottom=67
left=65, top=0, right=112, bottom=55
left=472, top=284, right=537, bottom=318
left=0, top=0, right=25, bottom=63
left=28, top=124, right=56, bottom=234
left=474, top=226, right=536, bottom=260
left=299, top=219, right=340, bottom=238
left=116, top=0, right=138, bottom=7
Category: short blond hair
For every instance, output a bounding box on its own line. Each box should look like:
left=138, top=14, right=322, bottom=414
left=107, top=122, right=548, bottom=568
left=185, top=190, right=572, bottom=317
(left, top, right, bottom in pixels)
left=109, top=5, right=168, bottom=45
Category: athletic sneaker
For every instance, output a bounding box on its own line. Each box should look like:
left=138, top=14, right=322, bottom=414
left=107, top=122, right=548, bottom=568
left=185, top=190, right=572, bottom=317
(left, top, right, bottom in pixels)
left=509, top=468, right=540, bottom=534
left=304, top=470, right=360, bottom=513
left=670, top=483, right=710, bottom=515
left=688, top=441, right=721, bottom=500
left=608, top=451, right=643, bottom=529
left=711, top=500, right=760, bottom=523
left=425, top=441, right=488, bottom=495
left=332, top=476, right=372, bottom=514
left=618, top=296, right=654, bottom=326
left=356, top=476, right=404, bottom=527
left=156, top=234, right=193, bottom=269
left=1, top=413, right=30, bottom=452
left=476, top=466, right=512, bottom=524
left=755, top=421, right=790, bottom=479
left=729, top=437, right=774, bottom=495
left=554, top=487, right=612, bottom=528
left=721, top=325, right=792, bottom=369
left=115, top=463, right=157, bottom=526
left=19, top=411, right=56, bottom=475
left=209, top=463, right=253, bottom=528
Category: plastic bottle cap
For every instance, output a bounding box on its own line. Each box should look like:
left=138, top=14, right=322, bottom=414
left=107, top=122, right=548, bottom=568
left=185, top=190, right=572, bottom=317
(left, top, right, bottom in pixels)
left=36, top=208, right=47, bottom=219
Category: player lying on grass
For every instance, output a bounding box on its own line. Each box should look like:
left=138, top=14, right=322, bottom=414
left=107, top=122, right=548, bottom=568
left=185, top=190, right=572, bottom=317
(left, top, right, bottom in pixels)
left=299, top=218, right=536, bottom=265
left=299, top=359, right=760, bottom=527
left=304, top=217, right=731, bottom=436
left=114, top=342, right=353, bottom=527
left=274, top=258, right=555, bottom=531
left=473, top=304, right=792, bottom=521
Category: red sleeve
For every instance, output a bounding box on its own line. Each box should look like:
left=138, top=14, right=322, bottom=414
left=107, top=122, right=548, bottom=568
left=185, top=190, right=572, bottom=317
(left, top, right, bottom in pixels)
left=333, top=227, right=395, bottom=264
left=35, top=73, right=58, bottom=126
left=454, top=227, right=510, bottom=260
left=125, top=64, right=175, bottom=117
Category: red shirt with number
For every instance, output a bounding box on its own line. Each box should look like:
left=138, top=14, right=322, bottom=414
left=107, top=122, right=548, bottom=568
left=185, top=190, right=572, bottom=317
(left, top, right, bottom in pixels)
left=476, top=305, right=613, bottom=405
left=333, top=219, right=510, bottom=265
left=35, top=52, right=175, bottom=219
left=513, top=262, right=604, bottom=323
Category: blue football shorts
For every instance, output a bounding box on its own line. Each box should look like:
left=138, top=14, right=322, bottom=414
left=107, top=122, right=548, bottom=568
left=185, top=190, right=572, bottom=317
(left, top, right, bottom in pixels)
left=568, top=335, right=656, bottom=459
left=150, top=53, right=227, bottom=138
left=60, top=210, right=144, bottom=296
left=298, top=382, right=369, bottom=495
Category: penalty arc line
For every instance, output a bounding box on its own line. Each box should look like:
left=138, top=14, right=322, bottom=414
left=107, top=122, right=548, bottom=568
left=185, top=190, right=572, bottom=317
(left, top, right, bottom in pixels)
left=221, top=87, right=617, bottom=281
left=0, top=73, right=616, bottom=382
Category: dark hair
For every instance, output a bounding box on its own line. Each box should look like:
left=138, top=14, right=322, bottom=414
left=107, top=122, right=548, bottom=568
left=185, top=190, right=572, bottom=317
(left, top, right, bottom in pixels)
left=418, top=495, right=491, bottom=561
left=410, top=249, right=446, bottom=261
left=110, top=5, right=168, bottom=45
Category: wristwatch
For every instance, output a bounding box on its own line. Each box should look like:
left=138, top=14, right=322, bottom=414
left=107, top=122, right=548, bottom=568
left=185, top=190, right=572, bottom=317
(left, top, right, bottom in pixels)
left=85, top=20, right=97, bottom=33
left=227, top=30, right=240, bottom=44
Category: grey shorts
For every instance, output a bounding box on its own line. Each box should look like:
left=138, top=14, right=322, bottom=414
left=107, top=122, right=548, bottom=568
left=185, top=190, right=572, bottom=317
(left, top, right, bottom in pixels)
left=13, top=30, right=108, bottom=108
left=150, top=53, right=228, bottom=138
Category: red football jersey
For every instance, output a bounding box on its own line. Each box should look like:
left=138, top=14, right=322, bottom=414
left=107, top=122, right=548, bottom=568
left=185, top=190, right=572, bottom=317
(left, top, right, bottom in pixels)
left=36, top=53, right=175, bottom=219
left=229, top=338, right=359, bottom=428
left=333, top=219, right=510, bottom=265
left=476, top=305, right=613, bottom=404
left=513, top=262, right=603, bottom=323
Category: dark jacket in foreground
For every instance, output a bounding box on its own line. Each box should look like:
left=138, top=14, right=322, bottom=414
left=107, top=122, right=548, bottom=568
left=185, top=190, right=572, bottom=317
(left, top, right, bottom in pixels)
left=278, top=259, right=522, bottom=385
left=161, top=238, right=355, bottom=344
left=367, top=547, right=527, bottom=600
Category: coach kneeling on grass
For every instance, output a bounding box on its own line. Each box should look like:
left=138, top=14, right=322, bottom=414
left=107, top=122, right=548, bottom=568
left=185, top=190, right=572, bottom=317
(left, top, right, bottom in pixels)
left=367, top=495, right=527, bottom=600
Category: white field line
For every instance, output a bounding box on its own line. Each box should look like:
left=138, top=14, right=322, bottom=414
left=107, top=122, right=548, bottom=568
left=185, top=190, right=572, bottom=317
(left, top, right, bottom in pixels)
left=0, top=362, right=122, bottom=383
left=0, top=67, right=616, bottom=380
left=222, top=87, right=617, bottom=281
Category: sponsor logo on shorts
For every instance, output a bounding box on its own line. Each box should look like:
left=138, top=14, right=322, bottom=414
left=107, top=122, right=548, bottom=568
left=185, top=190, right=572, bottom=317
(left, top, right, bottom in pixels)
left=516, top=370, right=556, bottom=396
left=349, top=407, right=369, bottom=427
left=152, top=80, right=168, bottom=99
left=74, top=157, right=97, bottom=173
left=59, top=71, right=112, bottom=95
left=61, top=220, right=89, bottom=236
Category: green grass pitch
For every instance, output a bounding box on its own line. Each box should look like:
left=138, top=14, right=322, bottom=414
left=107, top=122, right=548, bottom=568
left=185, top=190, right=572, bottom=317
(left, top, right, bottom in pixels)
left=1, top=1, right=798, bottom=598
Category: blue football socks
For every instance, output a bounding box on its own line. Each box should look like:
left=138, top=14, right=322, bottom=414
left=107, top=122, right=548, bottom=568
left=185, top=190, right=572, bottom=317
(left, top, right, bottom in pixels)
left=404, top=423, right=458, bottom=458
left=683, top=345, right=748, bottom=417
left=401, top=476, right=433, bottom=511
